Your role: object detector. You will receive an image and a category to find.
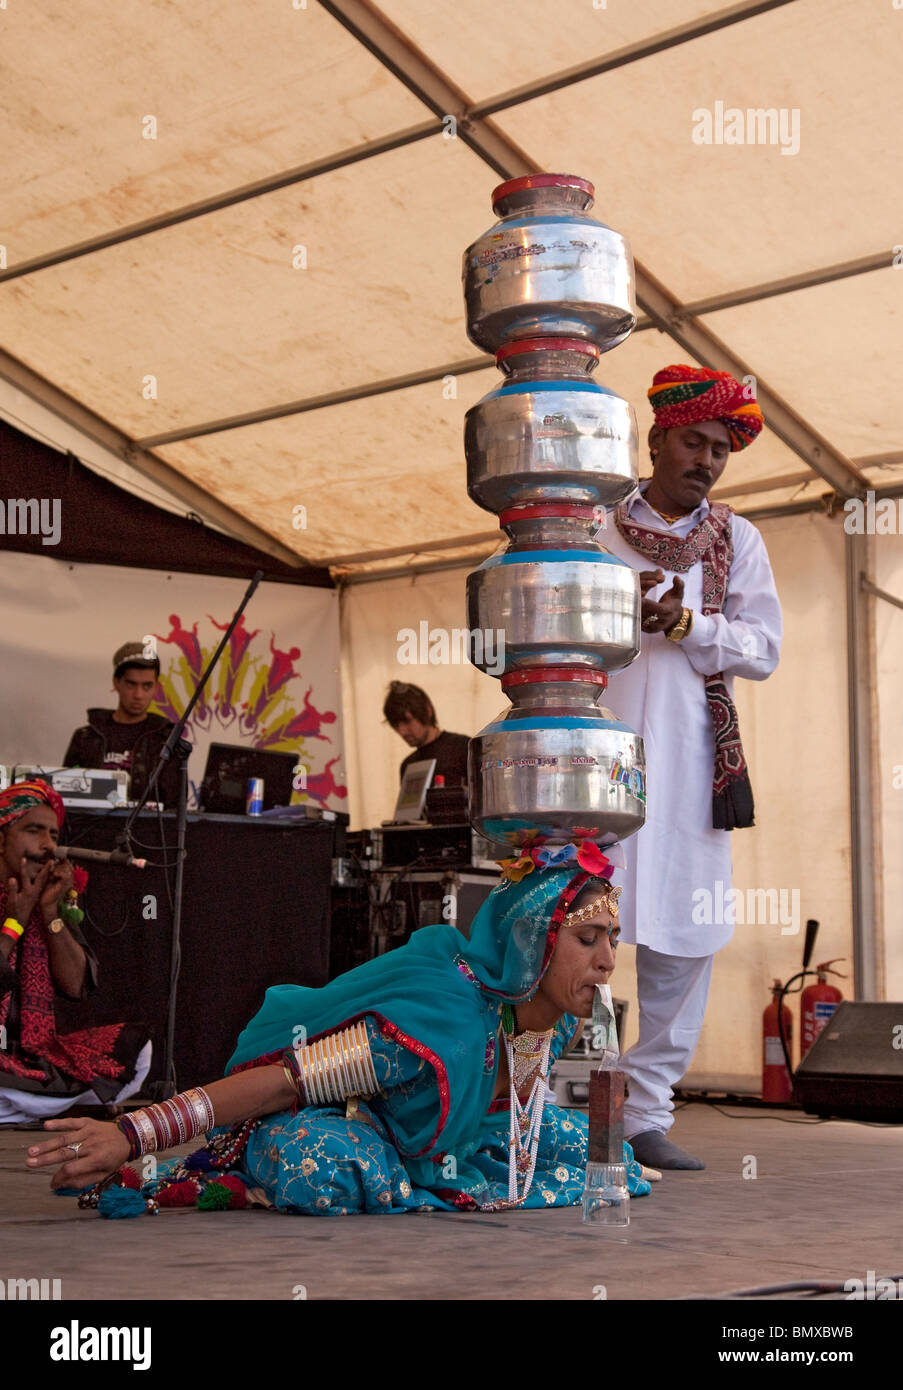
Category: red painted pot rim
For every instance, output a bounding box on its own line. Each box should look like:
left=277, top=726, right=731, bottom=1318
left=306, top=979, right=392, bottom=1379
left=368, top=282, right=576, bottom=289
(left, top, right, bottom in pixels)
left=496, top=337, right=599, bottom=362
left=501, top=666, right=608, bottom=688
left=499, top=503, right=600, bottom=525
left=492, top=174, right=595, bottom=209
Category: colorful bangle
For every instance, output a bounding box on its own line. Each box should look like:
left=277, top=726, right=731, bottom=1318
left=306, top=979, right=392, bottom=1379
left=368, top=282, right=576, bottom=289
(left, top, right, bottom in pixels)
left=115, top=1087, right=215, bottom=1159
left=281, top=1021, right=378, bottom=1107
left=1, top=917, right=24, bottom=942
left=282, top=1051, right=307, bottom=1106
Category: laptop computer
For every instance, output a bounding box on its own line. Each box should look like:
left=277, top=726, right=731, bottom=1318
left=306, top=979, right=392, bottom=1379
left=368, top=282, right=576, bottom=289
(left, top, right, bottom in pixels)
left=199, top=744, right=297, bottom=814
left=383, top=758, right=437, bottom=825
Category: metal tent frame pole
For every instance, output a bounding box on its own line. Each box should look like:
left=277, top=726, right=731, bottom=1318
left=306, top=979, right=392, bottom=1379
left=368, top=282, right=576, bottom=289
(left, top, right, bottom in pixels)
left=845, top=528, right=884, bottom=1000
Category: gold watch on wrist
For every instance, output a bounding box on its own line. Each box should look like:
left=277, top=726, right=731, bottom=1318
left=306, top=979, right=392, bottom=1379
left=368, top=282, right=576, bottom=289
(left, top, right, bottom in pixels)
left=665, top=607, right=694, bottom=643
left=48, top=917, right=65, bottom=934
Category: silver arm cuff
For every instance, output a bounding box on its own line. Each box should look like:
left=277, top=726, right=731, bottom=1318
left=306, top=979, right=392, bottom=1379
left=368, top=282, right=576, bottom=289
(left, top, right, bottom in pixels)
left=290, top=1020, right=379, bottom=1105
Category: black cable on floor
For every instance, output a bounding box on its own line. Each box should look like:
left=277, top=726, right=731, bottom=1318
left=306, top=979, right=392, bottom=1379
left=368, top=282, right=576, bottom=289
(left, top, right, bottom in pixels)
left=678, top=1274, right=903, bottom=1301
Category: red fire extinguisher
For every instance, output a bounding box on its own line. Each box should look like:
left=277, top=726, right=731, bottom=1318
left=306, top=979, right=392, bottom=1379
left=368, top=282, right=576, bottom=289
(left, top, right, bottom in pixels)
left=800, top=960, right=845, bottom=1058
left=762, top=979, right=793, bottom=1103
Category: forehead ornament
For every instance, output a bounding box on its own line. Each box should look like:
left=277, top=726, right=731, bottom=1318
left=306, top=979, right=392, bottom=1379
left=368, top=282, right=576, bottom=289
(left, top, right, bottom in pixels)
left=564, top=884, right=622, bottom=926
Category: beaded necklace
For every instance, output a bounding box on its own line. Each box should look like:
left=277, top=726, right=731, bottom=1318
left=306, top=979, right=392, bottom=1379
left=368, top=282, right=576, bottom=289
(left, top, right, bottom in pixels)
left=479, top=1003, right=554, bottom=1211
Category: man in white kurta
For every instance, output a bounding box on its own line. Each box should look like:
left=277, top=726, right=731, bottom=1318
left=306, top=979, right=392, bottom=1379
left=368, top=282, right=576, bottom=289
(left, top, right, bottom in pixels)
left=602, top=363, right=782, bottom=1170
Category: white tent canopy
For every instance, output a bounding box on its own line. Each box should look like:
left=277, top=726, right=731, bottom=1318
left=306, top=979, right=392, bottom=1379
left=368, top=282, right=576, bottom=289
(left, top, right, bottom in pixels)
left=1, top=0, right=901, bottom=1085
left=2, top=0, right=901, bottom=568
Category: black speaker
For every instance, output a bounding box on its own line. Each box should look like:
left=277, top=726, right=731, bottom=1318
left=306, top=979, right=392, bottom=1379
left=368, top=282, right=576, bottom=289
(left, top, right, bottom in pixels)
left=795, top=1001, right=903, bottom=1121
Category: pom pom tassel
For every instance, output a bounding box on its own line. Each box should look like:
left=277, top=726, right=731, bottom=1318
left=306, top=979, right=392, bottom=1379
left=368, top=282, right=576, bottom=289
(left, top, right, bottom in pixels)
left=98, top=1187, right=152, bottom=1219
left=156, top=1180, right=200, bottom=1207
left=197, top=1182, right=231, bottom=1211
left=198, top=1176, right=248, bottom=1211
left=216, top=1175, right=248, bottom=1208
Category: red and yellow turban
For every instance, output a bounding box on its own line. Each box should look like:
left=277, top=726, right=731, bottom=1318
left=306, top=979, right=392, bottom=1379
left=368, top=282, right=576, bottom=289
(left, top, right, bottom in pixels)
left=648, top=364, right=764, bottom=451
left=0, top=779, right=66, bottom=830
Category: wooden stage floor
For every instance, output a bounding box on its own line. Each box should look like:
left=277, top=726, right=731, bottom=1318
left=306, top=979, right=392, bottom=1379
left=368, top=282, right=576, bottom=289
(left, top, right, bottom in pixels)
left=3, top=1103, right=901, bottom=1302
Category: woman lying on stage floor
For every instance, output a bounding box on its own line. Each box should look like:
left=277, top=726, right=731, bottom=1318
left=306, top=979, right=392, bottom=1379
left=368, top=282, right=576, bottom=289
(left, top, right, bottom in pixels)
left=27, top=843, right=657, bottom=1216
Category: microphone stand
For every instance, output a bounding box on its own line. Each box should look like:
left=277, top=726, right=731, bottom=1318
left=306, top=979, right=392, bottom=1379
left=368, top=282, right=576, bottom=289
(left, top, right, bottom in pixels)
left=118, top=570, right=264, bottom=1098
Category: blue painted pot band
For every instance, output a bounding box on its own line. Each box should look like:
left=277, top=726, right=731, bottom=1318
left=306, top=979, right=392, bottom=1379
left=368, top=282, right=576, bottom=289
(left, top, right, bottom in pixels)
left=470, top=215, right=613, bottom=232
left=480, top=717, right=636, bottom=735
left=479, top=549, right=626, bottom=568
left=481, top=380, right=613, bottom=399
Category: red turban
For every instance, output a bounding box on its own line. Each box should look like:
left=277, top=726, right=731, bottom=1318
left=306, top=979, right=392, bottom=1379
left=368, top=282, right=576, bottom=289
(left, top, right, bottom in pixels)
left=0, top=779, right=66, bottom=830
left=648, top=364, right=764, bottom=451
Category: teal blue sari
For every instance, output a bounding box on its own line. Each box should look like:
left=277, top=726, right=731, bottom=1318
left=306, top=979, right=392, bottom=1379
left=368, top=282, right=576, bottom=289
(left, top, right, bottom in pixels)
left=219, top=864, right=648, bottom=1211
left=133, top=865, right=651, bottom=1214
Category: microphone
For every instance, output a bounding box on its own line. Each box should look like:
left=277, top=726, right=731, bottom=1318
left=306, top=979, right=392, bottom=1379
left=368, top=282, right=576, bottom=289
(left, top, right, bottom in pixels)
left=36, top=846, right=148, bottom=869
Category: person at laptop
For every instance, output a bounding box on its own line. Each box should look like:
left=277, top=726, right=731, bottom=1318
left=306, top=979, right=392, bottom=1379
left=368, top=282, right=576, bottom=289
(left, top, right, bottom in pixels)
left=62, top=642, right=179, bottom=807
left=383, top=682, right=469, bottom=787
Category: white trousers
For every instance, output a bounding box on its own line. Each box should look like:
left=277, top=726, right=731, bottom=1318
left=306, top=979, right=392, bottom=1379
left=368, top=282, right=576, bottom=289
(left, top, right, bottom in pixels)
left=620, top=947, right=714, bottom=1139
left=0, top=1041, right=153, bottom=1124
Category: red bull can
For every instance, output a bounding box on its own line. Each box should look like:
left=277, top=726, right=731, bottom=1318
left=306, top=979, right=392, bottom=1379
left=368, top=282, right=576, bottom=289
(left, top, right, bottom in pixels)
left=246, top=777, right=264, bottom=816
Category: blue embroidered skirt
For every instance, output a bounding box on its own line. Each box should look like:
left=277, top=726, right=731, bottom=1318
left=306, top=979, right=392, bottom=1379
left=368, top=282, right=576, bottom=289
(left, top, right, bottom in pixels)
left=240, top=1101, right=649, bottom=1215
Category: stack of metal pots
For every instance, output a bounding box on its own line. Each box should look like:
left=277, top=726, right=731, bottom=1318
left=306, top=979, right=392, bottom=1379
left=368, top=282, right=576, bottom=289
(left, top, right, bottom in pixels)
left=462, top=174, right=647, bottom=851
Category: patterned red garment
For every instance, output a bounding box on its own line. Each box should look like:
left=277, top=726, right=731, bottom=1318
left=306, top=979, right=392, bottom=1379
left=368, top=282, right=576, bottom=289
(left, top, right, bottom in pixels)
left=614, top=502, right=755, bottom=830
left=0, top=884, right=124, bottom=1085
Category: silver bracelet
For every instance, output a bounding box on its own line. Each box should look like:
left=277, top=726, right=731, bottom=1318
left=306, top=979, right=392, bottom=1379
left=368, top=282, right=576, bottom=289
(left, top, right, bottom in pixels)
left=288, top=1021, right=378, bottom=1105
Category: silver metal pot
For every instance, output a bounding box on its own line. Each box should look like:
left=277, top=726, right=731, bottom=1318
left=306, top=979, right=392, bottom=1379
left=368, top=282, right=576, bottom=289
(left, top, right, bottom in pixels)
left=466, top=505, right=641, bottom=674
left=463, top=174, right=636, bottom=353
left=469, top=669, right=646, bottom=849
left=465, top=338, right=638, bottom=514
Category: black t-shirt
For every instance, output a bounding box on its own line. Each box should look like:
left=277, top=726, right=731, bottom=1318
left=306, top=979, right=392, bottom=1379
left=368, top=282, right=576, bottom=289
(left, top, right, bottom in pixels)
left=63, top=708, right=179, bottom=806
left=100, top=719, right=150, bottom=774
left=400, top=731, right=470, bottom=788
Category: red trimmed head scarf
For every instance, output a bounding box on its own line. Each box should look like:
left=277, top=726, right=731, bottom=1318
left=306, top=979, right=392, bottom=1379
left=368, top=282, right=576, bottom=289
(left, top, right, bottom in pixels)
left=648, top=364, right=764, bottom=451
left=0, top=779, right=65, bottom=831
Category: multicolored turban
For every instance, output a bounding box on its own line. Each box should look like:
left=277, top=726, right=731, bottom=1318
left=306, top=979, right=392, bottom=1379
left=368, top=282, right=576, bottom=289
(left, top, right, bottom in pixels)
left=648, top=364, right=764, bottom=451
left=0, top=779, right=66, bottom=830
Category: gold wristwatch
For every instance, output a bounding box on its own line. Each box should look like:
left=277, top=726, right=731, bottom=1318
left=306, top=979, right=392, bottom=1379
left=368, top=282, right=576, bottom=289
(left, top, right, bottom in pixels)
left=48, top=917, right=65, bottom=934
left=666, top=607, right=694, bottom=643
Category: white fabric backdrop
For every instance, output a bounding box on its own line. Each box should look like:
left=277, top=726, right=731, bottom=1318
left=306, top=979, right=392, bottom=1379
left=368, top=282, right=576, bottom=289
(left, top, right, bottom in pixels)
left=0, top=555, right=346, bottom=812
left=340, top=514, right=903, bottom=1086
